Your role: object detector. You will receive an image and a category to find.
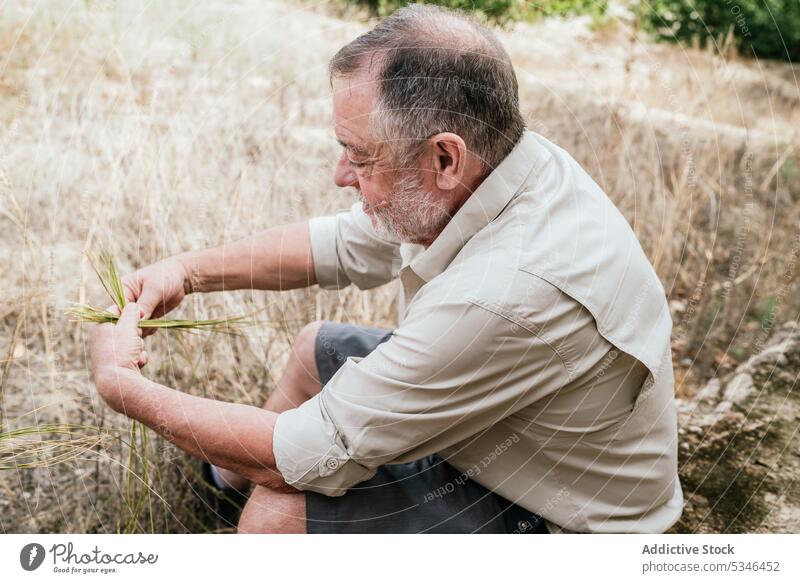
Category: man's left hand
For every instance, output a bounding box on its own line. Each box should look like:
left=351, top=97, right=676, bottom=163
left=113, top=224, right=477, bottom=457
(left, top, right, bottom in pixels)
left=88, top=302, right=148, bottom=411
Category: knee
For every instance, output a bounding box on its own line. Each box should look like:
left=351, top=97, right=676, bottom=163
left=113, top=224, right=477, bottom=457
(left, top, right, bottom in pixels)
left=237, top=486, right=306, bottom=534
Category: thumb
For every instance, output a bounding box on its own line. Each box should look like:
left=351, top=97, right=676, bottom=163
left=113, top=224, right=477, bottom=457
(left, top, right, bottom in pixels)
left=116, top=302, right=141, bottom=330
left=135, top=288, right=162, bottom=320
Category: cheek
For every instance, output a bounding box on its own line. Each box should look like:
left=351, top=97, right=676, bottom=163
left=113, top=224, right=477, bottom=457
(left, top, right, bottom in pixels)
left=360, top=173, right=392, bottom=204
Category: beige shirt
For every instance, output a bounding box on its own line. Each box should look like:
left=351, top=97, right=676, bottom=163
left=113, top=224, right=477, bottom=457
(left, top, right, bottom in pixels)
left=273, top=130, right=684, bottom=533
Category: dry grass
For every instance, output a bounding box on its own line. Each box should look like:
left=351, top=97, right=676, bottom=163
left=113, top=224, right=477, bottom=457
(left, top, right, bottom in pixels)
left=0, top=0, right=798, bottom=532
left=67, top=247, right=261, bottom=334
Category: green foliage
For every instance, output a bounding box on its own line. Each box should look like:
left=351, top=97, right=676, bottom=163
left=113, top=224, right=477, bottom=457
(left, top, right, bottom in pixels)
left=637, top=0, right=800, bottom=62
left=341, top=0, right=608, bottom=26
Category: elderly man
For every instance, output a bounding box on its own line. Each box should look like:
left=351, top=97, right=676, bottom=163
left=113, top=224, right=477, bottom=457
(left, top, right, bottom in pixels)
left=88, top=4, right=683, bottom=534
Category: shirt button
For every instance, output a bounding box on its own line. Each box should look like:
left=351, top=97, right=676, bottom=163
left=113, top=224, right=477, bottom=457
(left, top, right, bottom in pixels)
left=325, top=458, right=340, bottom=471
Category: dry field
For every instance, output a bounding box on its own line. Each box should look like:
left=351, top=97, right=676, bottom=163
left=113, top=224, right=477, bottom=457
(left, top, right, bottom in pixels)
left=1, top=0, right=798, bottom=533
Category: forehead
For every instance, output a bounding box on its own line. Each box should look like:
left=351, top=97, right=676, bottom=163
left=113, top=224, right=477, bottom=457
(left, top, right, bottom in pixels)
left=332, top=72, right=380, bottom=147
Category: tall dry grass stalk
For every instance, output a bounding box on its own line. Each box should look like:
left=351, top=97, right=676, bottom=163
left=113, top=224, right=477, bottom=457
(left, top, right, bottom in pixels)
left=0, top=424, right=111, bottom=470
left=0, top=0, right=797, bottom=532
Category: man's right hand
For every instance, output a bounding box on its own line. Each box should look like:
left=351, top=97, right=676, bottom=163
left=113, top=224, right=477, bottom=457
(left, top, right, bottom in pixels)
left=121, top=256, right=192, bottom=336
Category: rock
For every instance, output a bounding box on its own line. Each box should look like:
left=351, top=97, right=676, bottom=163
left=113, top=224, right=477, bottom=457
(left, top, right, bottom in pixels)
left=716, top=373, right=754, bottom=413
left=672, top=322, right=800, bottom=533
left=669, top=299, right=686, bottom=314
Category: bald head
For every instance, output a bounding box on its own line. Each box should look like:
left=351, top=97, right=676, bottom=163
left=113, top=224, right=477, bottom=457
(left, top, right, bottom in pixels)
left=329, top=3, right=525, bottom=172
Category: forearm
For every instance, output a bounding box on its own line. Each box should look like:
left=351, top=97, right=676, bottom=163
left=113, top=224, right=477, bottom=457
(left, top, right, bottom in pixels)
left=175, top=220, right=316, bottom=293
left=103, top=369, right=290, bottom=490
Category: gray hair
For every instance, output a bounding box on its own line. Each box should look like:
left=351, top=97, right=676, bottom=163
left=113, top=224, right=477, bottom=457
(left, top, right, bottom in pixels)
left=329, top=3, right=526, bottom=173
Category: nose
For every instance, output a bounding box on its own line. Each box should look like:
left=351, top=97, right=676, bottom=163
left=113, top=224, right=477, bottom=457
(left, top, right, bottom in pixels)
left=334, top=151, right=359, bottom=188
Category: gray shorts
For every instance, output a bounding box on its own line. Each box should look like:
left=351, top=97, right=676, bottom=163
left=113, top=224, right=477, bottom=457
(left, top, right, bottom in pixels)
left=305, top=321, right=548, bottom=534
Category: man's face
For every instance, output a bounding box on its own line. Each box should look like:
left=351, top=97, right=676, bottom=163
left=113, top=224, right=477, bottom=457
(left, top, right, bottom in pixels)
left=331, top=73, right=451, bottom=245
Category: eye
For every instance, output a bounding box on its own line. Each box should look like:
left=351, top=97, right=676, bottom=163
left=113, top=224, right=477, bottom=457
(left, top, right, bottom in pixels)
left=347, top=158, right=367, bottom=168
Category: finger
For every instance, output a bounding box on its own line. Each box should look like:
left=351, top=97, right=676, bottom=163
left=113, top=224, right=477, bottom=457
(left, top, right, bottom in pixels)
left=137, top=326, right=143, bottom=338
left=137, top=350, right=148, bottom=368
left=136, top=288, right=163, bottom=320
left=142, top=327, right=158, bottom=338
left=121, top=277, right=137, bottom=304
left=148, top=303, right=168, bottom=320
left=117, top=302, right=141, bottom=331
left=105, top=304, right=121, bottom=317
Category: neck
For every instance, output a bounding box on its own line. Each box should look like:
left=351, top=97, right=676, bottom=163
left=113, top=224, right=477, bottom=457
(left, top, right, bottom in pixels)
left=419, top=175, right=486, bottom=248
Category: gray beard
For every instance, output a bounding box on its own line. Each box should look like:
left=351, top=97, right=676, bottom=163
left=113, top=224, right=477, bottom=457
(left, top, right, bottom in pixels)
left=364, top=172, right=453, bottom=245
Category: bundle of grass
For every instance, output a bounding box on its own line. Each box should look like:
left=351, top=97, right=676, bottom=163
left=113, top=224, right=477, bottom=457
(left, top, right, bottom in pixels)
left=67, top=248, right=259, bottom=334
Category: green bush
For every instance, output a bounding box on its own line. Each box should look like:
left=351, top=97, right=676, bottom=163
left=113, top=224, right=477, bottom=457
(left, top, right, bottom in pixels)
left=340, top=0, right=608, bottom=26
left=637, top=0, right=800, bottom=62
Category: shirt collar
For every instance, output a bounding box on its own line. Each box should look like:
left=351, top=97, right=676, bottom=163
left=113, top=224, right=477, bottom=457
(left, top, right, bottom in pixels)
left=409, top=130, right=544, bottom=283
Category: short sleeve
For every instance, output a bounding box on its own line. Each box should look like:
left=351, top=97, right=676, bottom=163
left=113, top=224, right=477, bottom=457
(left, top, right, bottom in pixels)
left=308, top=202, right=403, bottom=290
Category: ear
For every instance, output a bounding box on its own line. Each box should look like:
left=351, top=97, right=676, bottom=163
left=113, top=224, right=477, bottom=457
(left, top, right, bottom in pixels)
left=428, top=133, right=467, bottom=191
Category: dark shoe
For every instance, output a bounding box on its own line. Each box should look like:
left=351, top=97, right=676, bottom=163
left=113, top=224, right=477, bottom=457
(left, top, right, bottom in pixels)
left=200, top=461, right=250, bottom=529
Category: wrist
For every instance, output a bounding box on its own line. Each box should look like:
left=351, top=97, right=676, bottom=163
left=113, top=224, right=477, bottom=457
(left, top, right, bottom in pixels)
left=95, top=366, right=141, bottom=413
left=174, top=253, right=201, bottom=295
